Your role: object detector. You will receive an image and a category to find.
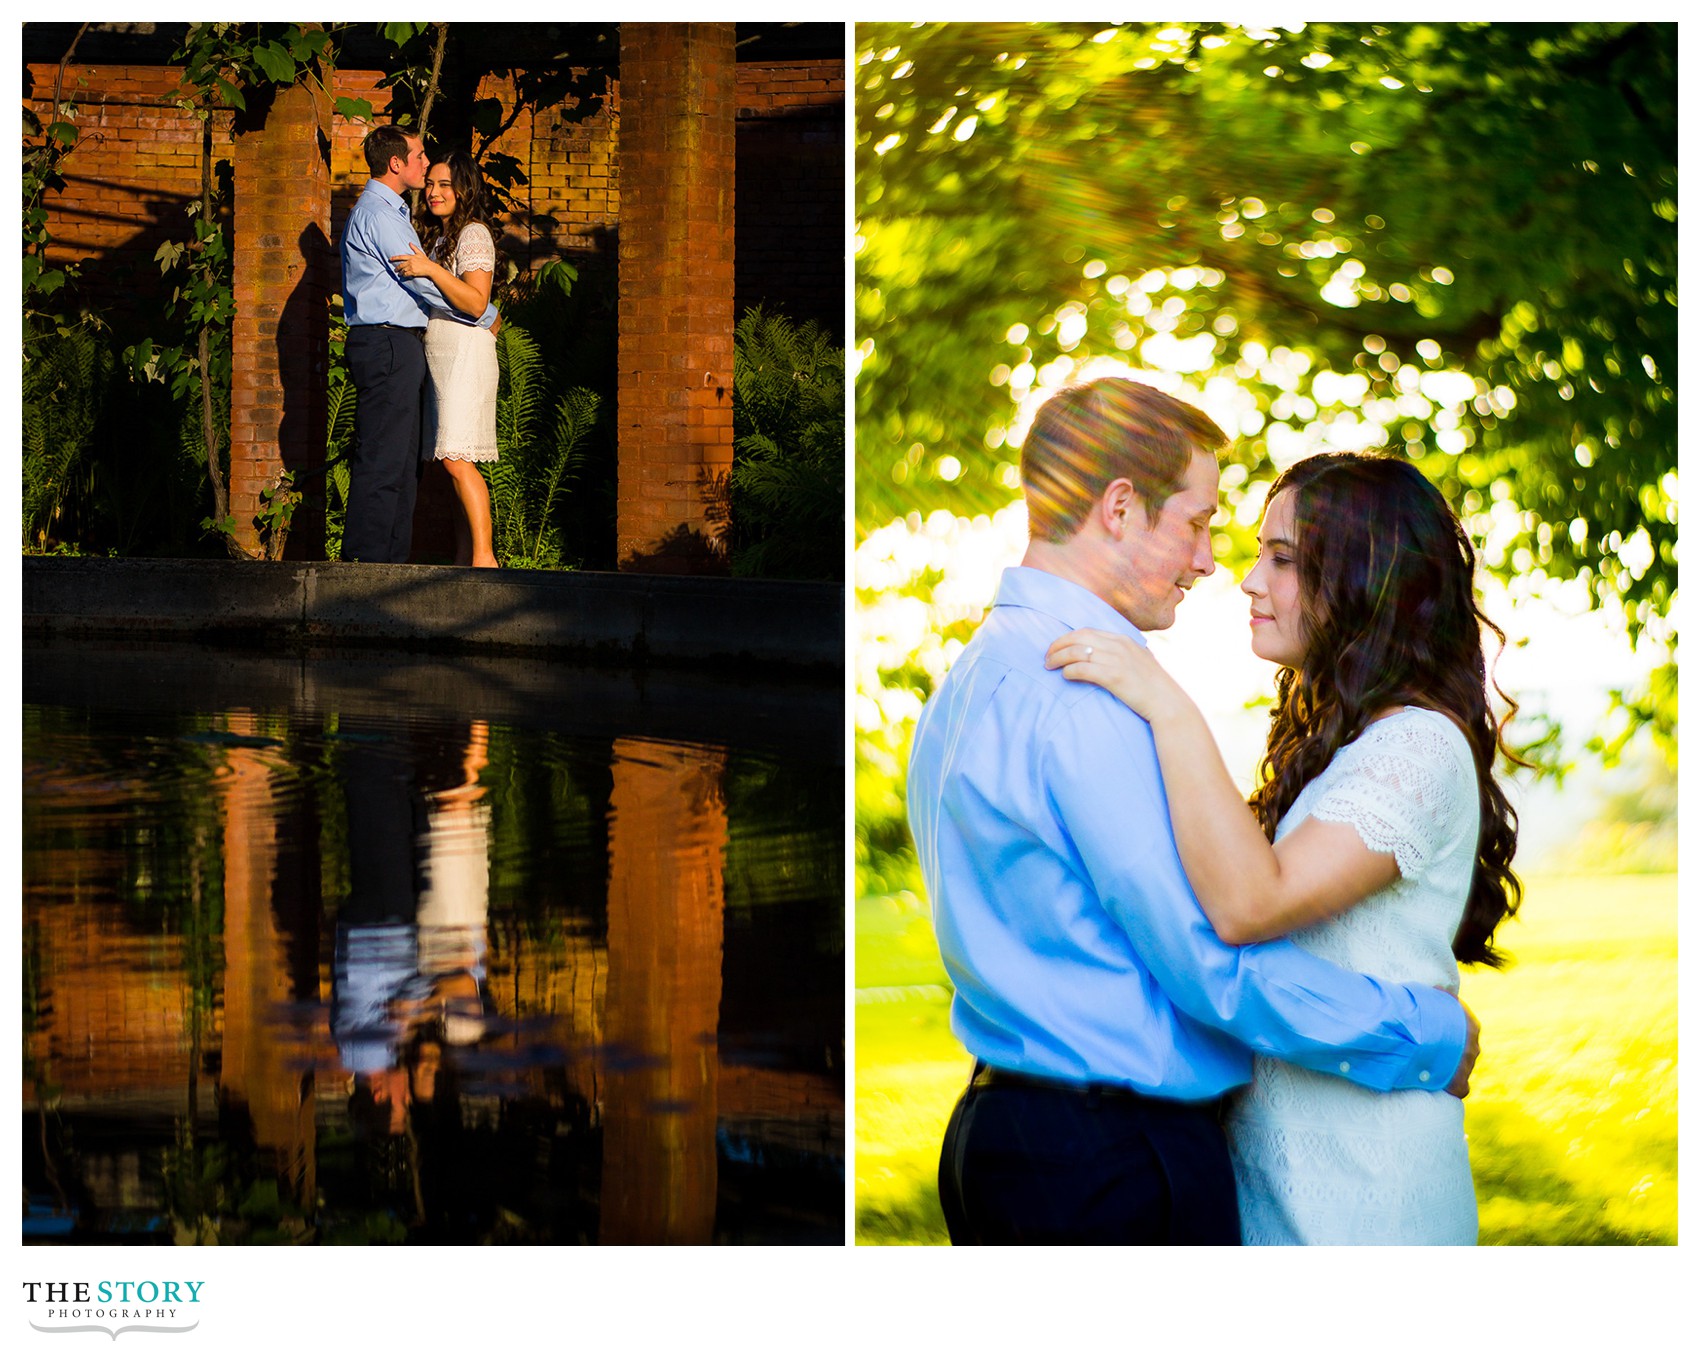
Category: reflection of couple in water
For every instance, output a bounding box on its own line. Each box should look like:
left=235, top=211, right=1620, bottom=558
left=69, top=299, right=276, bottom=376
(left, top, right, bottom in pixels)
left=332, top=719, right=493, bottom=1206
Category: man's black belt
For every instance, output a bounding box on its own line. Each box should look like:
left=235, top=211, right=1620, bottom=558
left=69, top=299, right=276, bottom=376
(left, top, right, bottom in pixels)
left=970, top=1061, right=1223, bottom=1114
left=361, top=322, right=425, bottom=337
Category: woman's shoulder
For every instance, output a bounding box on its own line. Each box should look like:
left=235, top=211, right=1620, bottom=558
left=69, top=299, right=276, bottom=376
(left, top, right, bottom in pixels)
left=1350, top=705, right=1476, bottom=776
left=1300, top=706, right=1479, bottom=855
left=455, top=220, right=495, bottom=247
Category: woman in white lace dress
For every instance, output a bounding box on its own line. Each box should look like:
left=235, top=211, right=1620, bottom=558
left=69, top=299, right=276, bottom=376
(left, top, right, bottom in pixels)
left=392, top=150, right=501, bottom=568
left=1045, top=452, right=1523, bottom=1244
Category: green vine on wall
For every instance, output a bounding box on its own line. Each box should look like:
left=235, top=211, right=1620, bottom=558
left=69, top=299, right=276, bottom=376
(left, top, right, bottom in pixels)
left=21, top=114, right=83, bottom=326
left=22, top=25, right=94, bottom=333
left=21, top=24, right=117, bottom=550
left=120, top=23, right=374, bottom=560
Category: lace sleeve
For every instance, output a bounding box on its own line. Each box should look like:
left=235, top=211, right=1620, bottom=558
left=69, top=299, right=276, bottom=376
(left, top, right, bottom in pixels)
left=1305, top=710, right=1476, bottom=879
left=454, top=222, right=496, bottom=275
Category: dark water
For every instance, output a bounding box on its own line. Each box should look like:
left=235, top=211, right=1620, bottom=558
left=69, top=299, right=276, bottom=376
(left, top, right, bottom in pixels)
left=23, top=642, right=843, bottom=1245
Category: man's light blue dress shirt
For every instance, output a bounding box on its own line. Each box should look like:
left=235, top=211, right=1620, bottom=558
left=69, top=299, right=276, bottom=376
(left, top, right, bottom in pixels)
left=339, top=180, right=496, bottom=329
left=907, top=565, right=1467, bottom=1100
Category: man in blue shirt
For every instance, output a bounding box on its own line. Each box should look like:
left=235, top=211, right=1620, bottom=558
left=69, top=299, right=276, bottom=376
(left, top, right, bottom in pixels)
left=338, top=125, right=496, bottom=563
left=907, top=377, right=1480, bottom=1243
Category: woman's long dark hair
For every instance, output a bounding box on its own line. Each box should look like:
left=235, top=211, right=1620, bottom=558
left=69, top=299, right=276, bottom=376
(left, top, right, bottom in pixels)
left=414, top=149, right=497, bottom=276
left=1247, top=452, right=1523, bottom=967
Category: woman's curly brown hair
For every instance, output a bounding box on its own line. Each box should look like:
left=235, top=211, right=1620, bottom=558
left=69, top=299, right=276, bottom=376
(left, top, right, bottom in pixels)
left=413, top=149, right=499, bottom=281
left=1247, top=452, right=1524, bottom=967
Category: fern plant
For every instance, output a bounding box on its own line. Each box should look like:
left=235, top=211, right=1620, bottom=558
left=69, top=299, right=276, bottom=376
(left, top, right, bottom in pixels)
left=22, top=325, right=116, bottom=549
left=729, top=306, right=844, bottom=581
left=321, top=312, right=357, bottom=559
left=488, top=321, right=598, bottom=569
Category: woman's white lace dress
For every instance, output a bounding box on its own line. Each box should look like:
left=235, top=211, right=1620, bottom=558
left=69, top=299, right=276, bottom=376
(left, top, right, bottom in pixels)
left=422, top=222, right=499, bottom=463
left=1227, top=707, right=1481, bottom=1245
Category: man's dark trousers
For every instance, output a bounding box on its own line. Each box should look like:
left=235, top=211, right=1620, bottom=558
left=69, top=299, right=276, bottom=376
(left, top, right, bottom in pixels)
left=343, top=324, right=427, bottom=564
left=939, top=1065, right=1242, bottom=1244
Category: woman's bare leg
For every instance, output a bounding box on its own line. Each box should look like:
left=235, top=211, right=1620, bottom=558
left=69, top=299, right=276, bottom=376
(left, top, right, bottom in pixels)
left=443, top=458, right=498, bottom=568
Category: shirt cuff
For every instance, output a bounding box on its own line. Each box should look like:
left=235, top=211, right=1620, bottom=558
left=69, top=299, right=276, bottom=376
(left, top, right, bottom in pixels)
left=1402, top=984, right=1467, bottom=1091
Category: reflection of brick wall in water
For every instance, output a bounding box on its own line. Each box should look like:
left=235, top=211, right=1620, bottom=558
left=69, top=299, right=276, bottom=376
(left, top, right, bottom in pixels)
left=25, top=884, right=206, bottom=1101
left=26, top=867, right=837, bottom=1144
left=25, top=57, right=843, bottom=329
left=480, top=921, right=607, bottom=1111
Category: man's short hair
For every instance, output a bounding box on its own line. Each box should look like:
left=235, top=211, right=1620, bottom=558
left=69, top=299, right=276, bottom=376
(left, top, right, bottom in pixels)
left=1020, top=378, right=1229, bottom=541
left=362, top=125, right=417, bottom=177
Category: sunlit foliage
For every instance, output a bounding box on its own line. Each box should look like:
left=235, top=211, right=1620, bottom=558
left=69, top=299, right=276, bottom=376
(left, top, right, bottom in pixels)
left=856, top=21, right=1676, bottom=639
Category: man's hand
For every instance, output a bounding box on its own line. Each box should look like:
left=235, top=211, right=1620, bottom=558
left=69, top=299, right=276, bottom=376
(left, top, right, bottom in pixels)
left=1445, top=996, right=1480, bottom=1098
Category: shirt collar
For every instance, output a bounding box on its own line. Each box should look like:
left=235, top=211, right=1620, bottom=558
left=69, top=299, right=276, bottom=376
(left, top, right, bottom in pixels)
left=364, top=179, right=409, bottom=214
left=992, top=565, right=1147, bottom=644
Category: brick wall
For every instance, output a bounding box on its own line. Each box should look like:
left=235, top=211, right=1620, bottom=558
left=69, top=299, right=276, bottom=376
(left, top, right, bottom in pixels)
left=735, top=59, right=845, bottom=335
left=27, top=58, right=843, bottom=329
left=23, top=64, right=232, bottom=311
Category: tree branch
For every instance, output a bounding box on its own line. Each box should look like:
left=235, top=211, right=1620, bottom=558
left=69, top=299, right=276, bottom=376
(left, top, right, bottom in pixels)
left=417, top=22, right=449, bottom=145
left=50, top=21, right=90, bottom=131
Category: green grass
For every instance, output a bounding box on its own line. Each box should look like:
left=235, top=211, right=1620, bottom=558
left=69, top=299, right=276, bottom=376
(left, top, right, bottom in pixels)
left=854, top=872, right=1677, bottom=1245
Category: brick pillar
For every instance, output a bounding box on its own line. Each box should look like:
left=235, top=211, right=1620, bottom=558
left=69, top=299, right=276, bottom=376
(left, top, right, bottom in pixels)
left=599, top=738, right=725, bottom=1243
left=616, top=23, right=737, bottom=573
left=231, top=78, right=331, bottom=559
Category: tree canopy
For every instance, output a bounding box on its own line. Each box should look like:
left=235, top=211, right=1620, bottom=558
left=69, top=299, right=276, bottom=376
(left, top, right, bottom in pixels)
left=855, top=21, right=1676, bottom=642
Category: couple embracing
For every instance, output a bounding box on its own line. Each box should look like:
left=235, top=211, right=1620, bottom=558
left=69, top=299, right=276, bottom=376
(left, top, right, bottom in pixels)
left=910, top=378, right=1521, bottom=1245
left=339, top=124, right=503, bottom=568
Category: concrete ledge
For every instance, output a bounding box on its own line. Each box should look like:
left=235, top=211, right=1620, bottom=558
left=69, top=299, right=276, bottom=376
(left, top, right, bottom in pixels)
left=24, top=558, right=842, bottom=678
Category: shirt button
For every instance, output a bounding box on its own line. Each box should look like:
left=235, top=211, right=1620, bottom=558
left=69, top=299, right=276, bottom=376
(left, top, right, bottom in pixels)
left=1338, top=1061, right=1350, bottom=1074
left=1419, top=1071, right=1431, bottom=1083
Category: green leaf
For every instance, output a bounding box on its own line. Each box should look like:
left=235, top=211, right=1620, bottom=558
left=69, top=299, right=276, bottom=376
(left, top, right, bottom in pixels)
left=383, top=22, right=425, bottom=46
left=213, top=76, right=245, bottom=110
left=251, top=42, right=296, bottom=85
left=22, top=256, right=39, bottom=290
left=48, top=121, right=78, bottom=146
left=334, top=96, right=374, bottom=121
left=536, top=259, right=579, bottom=297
